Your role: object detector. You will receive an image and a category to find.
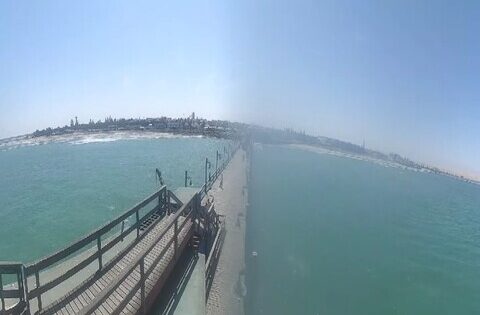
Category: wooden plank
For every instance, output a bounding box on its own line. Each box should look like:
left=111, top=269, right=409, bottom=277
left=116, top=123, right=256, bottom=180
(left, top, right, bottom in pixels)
left=77, top=292, right=90, bottom=308
left=116, top=284, right=130, bottom=300
left=85, top=288, right=96, bottom=301
left=77, top=214, right=189, bottom=314
left=35, top=196, right=195, bottom=315
left=64, top=301, right=75, bottom=314
left=96, top=304, right=108, bottom=315
left=101, top=298, right=114, bottom=314
left=69, top=298, right=81, bottom=313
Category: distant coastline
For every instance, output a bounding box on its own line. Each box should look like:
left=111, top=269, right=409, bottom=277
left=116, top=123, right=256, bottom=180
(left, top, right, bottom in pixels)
left=288, top=143, right=480, bottom=186
left=0, top=130, right=204, bottom=150
left=2, top=114, right=478, bottom=185
left=27, top=115, right=241, bottom=140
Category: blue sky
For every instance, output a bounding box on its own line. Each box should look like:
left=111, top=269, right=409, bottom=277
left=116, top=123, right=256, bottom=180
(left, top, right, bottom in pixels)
left=1, top=0, right=479, bottom=177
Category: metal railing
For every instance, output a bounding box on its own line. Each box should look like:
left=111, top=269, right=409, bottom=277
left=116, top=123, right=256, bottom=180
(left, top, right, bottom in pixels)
left=0, top=140, right=241, bottom=315
left=0, top=186, right=168, bottom=314
left=0, top=263, right=27, bottom=315
left=200, top=142, right=240, bottom=200
left=77, top=192, right=199, bottom=315
left=204, top=205, right=225, bottom=299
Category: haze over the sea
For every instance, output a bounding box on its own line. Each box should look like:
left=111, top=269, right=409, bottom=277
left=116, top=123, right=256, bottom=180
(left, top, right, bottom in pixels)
left=1, top=0, right=479, bottom=177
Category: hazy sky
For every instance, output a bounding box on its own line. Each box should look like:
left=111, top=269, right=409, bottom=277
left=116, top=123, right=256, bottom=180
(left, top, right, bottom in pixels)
left=1, top=1, right=479, bottom=177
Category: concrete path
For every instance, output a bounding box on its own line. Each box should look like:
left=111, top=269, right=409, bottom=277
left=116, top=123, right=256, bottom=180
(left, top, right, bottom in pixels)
left=206, top=149, right=248, bottom=315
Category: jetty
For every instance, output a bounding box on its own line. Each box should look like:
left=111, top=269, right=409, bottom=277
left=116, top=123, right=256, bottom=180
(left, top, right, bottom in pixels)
left=0, top=143, right=242, bottom=315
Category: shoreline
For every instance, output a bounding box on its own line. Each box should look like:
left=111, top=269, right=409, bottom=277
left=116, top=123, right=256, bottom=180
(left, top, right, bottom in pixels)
left=0, top=130, right=209, bottom=151
left=288, top=143, right=480, bottom=186
left=206, top=149, right=248, bottom=315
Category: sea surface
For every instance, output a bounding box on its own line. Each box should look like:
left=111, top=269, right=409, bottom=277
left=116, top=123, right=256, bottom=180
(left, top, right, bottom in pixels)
left=0, top=134, right=230, bottom=263
left=246, top=144, right=480, bottom=315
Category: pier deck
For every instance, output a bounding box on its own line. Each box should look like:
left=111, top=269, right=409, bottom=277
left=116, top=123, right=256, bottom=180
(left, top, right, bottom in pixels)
left=47, top=213, right=192, bottom=315
left=23, top=186, right=198, bottom=315
left=0, top=144, right=240, bottom=315
left=1, top=186, right=200, bottom=315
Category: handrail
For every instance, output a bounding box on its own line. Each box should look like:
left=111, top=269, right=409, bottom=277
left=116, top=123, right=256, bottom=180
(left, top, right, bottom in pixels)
left=26, top=186, right=167, bottom=276
left=205, top=222, right=225, bottom=298
left=200, top=143, right=240, bottom=201
left=1, top=301, right=27, bottom=315
left=39, top=191, right=179, bottom=315
left=168, top=190, right=183, bottom=207
left=0, top=141, right=241, bottom=315
left=24, top=186, right=167, bottom=314
left=77, top=192, right=198, bottom=315
left=0, top=263, right=27, bottom=315
left=0, top=263, right=23, bottom=274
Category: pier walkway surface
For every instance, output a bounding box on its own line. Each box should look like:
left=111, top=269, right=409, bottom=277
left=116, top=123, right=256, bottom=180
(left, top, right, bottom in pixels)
left=206, top=149, right=248, bottom=315
left=0, top=144, right=240, bottom=315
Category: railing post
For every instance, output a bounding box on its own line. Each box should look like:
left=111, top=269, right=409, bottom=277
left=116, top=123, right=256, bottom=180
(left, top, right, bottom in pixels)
left=136, top=209, right=140, bottom=238
left=140, top=258, right=145, bottom=315
left=97, top=236, right=102, bottom=271
left=158, top=188, right=162, bottom=208
left=204, top=158, right=208, bottom=190
left=21, top=266, right=30, bottom=314
left=174, top=218, right=178, bottom=261
left=161, top=188, right=165, bottom=212
left=16, top=272, right=21, bottom=303
left=195, top=193, right=200, bottom=221
left=164, top=188, right=168, bottom=212
left=0, top=273, right=4, bottom=311
left=167, top=190, right=171, bottom=214
left=35, top=270, right=42, bottom=312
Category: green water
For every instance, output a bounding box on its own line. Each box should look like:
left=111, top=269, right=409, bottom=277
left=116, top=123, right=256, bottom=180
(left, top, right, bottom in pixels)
left=0, top=136, right=229, bottom=263
left=246, top=145, right=480, bottom=315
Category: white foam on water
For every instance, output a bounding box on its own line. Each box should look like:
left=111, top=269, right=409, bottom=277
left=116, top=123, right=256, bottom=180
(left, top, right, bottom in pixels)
left=70, top=137, right=120, bottom=145
left=0, top=131, right=204, bottom=150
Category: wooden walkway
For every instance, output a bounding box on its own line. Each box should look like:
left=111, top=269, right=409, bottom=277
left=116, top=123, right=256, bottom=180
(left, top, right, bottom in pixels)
left=0, top=143, right=240, bottom=315
left=0, top=187, right=197, bottom=315
left=47, top=213, right=193, bottom=315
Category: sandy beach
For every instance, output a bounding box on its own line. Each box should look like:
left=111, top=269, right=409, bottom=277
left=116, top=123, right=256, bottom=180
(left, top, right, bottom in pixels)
left=206, top=149, right=248, bottom=315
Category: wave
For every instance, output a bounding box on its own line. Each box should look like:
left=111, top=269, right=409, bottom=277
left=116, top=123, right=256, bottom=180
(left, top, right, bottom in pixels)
left=69, top=137, right=121, bottom=145
left=0, top=131, right=204, bottom=150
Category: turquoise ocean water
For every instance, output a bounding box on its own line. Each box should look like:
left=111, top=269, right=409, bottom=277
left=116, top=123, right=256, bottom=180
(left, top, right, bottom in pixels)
left=246, top=145, right=480, bottom=315
left=0, top=136, right=229, bottom=263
